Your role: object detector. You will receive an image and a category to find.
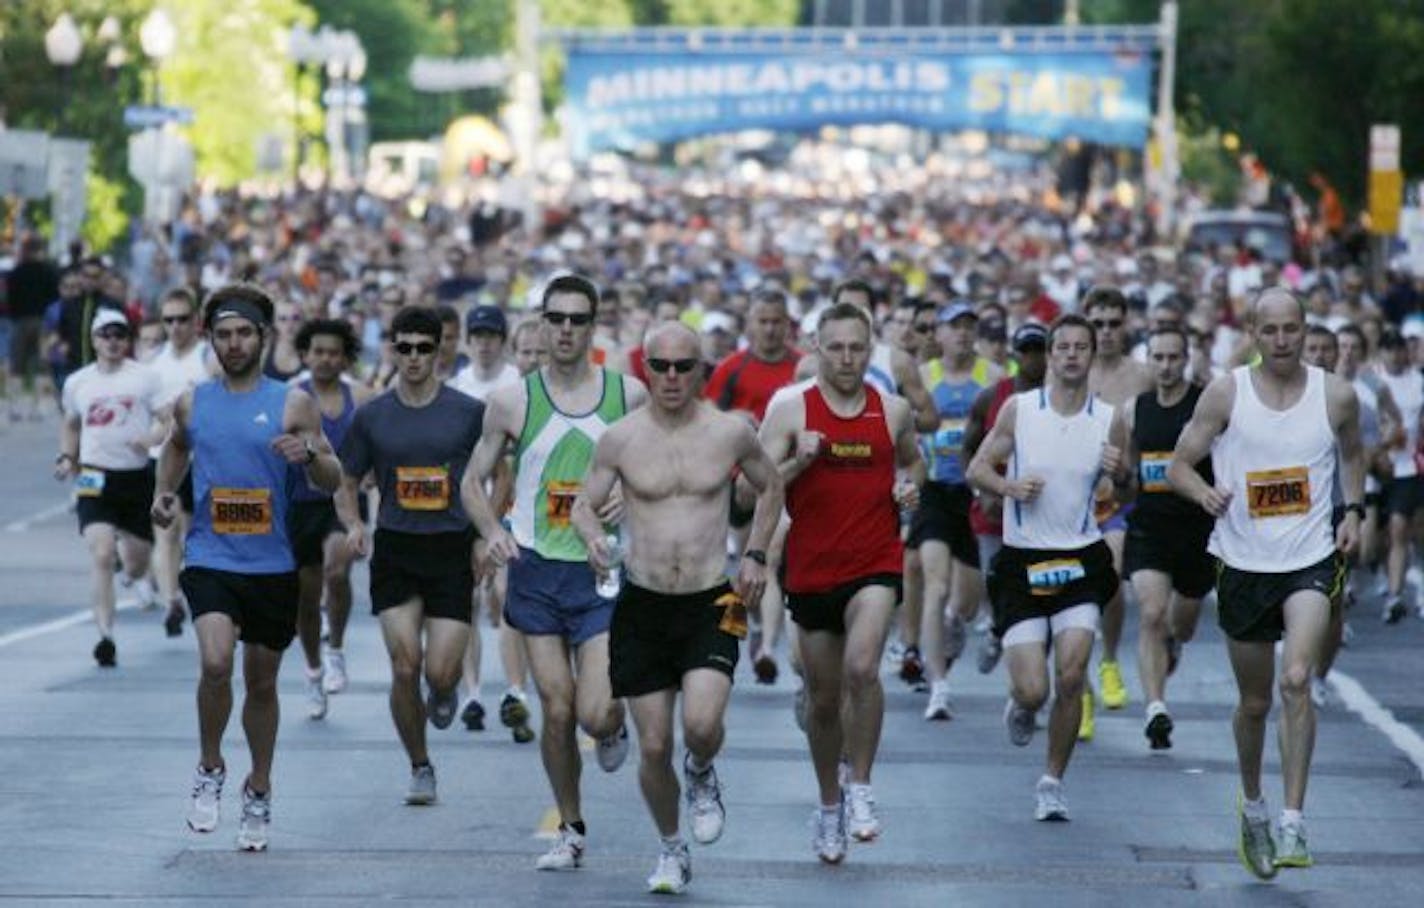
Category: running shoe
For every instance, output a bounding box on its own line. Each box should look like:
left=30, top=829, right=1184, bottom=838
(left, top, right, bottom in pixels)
left=405, top=763, right=437, bottom=806
left=898, top=645, right=924, bottom=684
left=1165, top=636, right=1182, bottom=676
left=236, top=783, right=270, bottom=852
left=461, top=698, right=486, bottom=731
left=1145, top=711, right=1174, bottom=750
left=93, top=637, right=116, bottom=668
left=164, top=601, right=185, bottom=637
left=500, top=691, right=535, bottom=744
left=683, top=754, right=725, bottom=845
left=322, top=647, right=347, bottom=693
left=1004, top=698, right=1035, bottom=747
left=811, top=800, right=848, bottom=864
left=923, top=680, right=953, bottom=721
left=426, top=686, right=458, bottom=730
left=1034, top=777, right=1069, bottom=822
left=1274, top=820, right=1313, bottom=869
left=944, top=613, right=967, bottom=663
left=1077, top=690, right=1094, bottom=741
left=1099, top=660, right=1128, bottom=709
left=977, top=634, right=1002, bottom=674
left=187, top=764, right=225, bottom=833
left=1236, top=795, right=1277, bottom=879
left=793, top=683, right=808, bottom=732
left=1310, top=677, right=1328, bottom=708
left=536, top=824, right=585, bottom=870
left=845, top=783, right=880, bottom=842
left=1384, top=595, right=1406, bottom=624
left=596, top=721, right=630, bottom=772
left=305, top=669, right=327, bottom=720
left=753, top=653, right=778, bottom=685
left=646, top=841, right=691, bottom=894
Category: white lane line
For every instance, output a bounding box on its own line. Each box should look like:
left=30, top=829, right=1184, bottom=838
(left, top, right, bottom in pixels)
left=1328, top=669, right=1424, bottom=777
left=0, top=599, right=144, bottom=649
left=3, top=500, right=72, bottom=533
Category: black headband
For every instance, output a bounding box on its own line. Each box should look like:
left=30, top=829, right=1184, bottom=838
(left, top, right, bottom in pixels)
left=207, top=299, right=268, bottom=330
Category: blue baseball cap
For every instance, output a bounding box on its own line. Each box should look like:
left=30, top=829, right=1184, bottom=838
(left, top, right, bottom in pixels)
left=465, top=305, right=507, bottom=336
left=937, top=300, right=978, bottom=325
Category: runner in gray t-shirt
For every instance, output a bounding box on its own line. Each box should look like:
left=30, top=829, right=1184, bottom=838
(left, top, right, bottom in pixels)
left=333, top=306, right=485, bottom=807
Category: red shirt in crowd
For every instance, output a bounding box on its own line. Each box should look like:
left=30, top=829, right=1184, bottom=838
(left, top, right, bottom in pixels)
left=703, top=348, right=800, bottom=423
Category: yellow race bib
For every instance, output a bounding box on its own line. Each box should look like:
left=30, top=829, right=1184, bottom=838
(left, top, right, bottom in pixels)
left=1246, top=466, right=1310, bottom=519
left=211, top=488, right=272, bottom=535
left=395, top=466, right=450, bottom=511
left=545, top=480, right=580, bottom=527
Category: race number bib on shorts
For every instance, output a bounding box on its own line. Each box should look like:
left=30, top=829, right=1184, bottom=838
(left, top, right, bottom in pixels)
left=714, top=591, right=749, bottom=639
left=211, top=487, right=273, bottom=535
left=932, top=418, right=966, bottom=458
left=1139, top=453, right=1172, bottom=493
left=395, top=466, right=450, bottom=511
left=1027, top=558, right=1086, bottom=596
left=1246, top=466, right=1310, bottom=519
left=545, top=480, right=580, bottom=528
left=75, top=468, right=106, bottom=498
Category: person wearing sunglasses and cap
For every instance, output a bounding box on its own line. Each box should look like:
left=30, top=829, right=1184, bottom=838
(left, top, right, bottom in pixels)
left=151, top=284, right=341, bottom=853
left=461, top=272, right=650, bottom=873
left=330, top=305, right=487, bottom=808
left=56, top=308, right=167, bottom=669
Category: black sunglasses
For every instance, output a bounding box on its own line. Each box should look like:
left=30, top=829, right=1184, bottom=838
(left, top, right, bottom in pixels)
left=1091, top=318, right=1124, bottom=330
left=543, top=311, right=594, bottom=327
left=96, top=329, right=130, bottom=340
left=647, top=357, right=699, bottom=375
left=162, top=315, right=191, bottom=325
left=394, top=341, right=437, bottom=356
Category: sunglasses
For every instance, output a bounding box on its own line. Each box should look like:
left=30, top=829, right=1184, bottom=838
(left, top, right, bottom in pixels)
left=394, top=341, right=437, bottom=356
left=647, top=357, right=700, bottom=375
left=1091, top=318, right=1124, bottom=330
left=96, top=329, right=130, bottom=341
left=162, top=315, right=190, bottom=325
left=543, top=311, right=594, bottom=327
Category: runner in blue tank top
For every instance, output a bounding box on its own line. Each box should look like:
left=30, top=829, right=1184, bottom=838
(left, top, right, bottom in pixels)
left=288, top=319, right=373, bottom=721
left=152, top=285, right=341, bottom=854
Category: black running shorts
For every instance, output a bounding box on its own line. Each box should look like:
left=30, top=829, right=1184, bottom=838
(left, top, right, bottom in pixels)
left=369, top=528, right=475, bottom=623
left=1215, top=553, right=1344, bottom=643
left=75, top=464, right=155, bottom=542
left=609, top=582, right=742, bottom=697
left=1123, top=525, right=1215, bottom=599
left=181, top=566, right=299, bottom=651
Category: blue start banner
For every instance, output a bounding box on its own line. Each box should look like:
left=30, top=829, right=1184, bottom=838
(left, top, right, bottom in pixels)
left=564, top=49, right=1153, bottom=156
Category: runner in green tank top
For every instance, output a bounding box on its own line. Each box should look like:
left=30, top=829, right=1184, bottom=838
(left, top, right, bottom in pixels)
left=462, top=274, right=649, bottom=872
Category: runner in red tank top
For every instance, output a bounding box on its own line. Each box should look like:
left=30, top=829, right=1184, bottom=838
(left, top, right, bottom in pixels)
left=760, top=303, right=925, bottom=864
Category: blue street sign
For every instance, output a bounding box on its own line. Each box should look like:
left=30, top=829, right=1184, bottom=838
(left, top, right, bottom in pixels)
left=123, top=106, right=195, bottom=129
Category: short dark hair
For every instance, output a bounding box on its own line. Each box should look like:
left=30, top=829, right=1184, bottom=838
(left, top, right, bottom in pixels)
left=542, top=273, right=600, bottom=315
left=1337, top=323, right=1367, bottom=350
left=1146, top=326, right=1189, bottom=353
left=295, top=318, right=361, bottom=360
left=391, top=305, right=443, bottom=342
left=1048, top=313, right=1097, bottom=354
left=435, top=304, right=460, bottom=329
left=832, top=279, right=875, bottom=306
left=818, top=302, right=873, bottom=335
left=1082, top=285, right=1129, bottom=316
left=1305, top=323, right=1338, bottom=346
left=204, top=283, right=275, bottom=329
left=751, top=288, right=789, bottom=311
left=160, top=287, right=199, bottom=315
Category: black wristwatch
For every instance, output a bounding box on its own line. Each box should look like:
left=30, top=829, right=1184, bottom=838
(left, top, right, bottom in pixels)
left=1343, top=502, right=1366, bottom=520
left=743, top=549, right=767, bottom=566
left=55, top=452, right=76, bottom=465
left=303, top=440, right=317, bottom=465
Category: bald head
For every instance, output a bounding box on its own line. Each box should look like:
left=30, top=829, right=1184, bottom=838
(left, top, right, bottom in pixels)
left=1250, top=286, right=1306, bottom=324
left=645, top=320, right=700, bottom=360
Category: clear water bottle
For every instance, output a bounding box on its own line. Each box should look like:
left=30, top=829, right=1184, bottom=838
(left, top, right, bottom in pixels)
left=596, top=534, right=623, bottom=599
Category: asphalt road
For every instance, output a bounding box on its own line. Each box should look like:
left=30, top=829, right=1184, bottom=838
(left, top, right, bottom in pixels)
left=2, top=415, right=1423, bottom=906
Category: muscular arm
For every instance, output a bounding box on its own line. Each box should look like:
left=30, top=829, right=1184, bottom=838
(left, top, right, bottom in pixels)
left=1167, top=374, right=1233, bottom=512
left=459, top=385, right=518, bottom=539
left=571, top=428, right=623, bottom=553
left=1330, top=376, right=1365, bottom=506
left=734, top=421, right=784, bottom=556
left=892, top=348, right=939, bottom=432
left=966, top=397, right=1018, bottom=498
left=1377, top=384, right=1404, bottom=447
left=282, top=389, right=341, bottom=493
left=890, top=396, right=927, bottom=485
left=1117, top=396, right=1141, bottom=504
left=757, top=393, right=813, bottom=484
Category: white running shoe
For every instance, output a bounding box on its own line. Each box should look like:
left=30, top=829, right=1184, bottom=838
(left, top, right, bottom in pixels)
left=812, top=800, right=848, bottom=864
left=845, top=783, right=880, bottom=842
left=405, top=764, right=437, bottom=806
left=596, top=722, right=631, bottom=772
left=235, top=784, right=270, bottom=852
left=187, top=764, right=225, bottom=833
left=923, top=680, right=953, bottom=721
left=1004, top=698, right=1035, bottom=747
left=683, top=754, right=725, bottom=845
left=322, top=647, right=347, bottom=694
left=646, top=841, right=691, bottom=894
left=1034, top=777, right=1069, bottom=822
left=305, top=669, right=327, bottom=720
left=536, top=825, right=585, bottom=870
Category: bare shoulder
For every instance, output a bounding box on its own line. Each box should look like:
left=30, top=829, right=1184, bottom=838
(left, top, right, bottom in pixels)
left=882, top=391, right=912, bottom=431
left=621, top=372, right=649, bottom=408
left=1323, top=371, right=1359, bottom=419
left=486, top=378, right=528, bottom=437
left=1195, top=371, right=1237, bottom=420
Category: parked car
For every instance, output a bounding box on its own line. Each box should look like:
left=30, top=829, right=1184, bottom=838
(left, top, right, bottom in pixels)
left=1182, top=210, right=1293, bottom=263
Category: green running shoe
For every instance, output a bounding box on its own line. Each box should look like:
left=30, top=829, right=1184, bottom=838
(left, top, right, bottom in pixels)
left=1236, top=795, right=1277, bottom=880
left=1274, top=822, right=1313, bottom=868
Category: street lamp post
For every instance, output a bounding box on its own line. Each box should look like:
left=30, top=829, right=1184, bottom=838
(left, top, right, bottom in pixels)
left=43, top=13, right=83, bottom=132
left=290, top=26, right=366, bottom=187
left=138, top=8, right=177, bottom=105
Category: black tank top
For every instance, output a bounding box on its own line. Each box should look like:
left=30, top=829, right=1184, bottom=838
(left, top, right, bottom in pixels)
left=1128, top=383, right=1214, bottom=534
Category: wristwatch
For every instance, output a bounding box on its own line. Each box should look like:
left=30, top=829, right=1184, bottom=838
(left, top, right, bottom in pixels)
left=55, top=452, right=76, bottom=465
left=303, top=440, right=317, bottom=465
left=743, top=549, right=767, bottom=566
left=1343, top=502, right=1366, bottom=520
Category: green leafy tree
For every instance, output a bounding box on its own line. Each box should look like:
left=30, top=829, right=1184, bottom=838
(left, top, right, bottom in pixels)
left=661, top=0, right=799, bottom=26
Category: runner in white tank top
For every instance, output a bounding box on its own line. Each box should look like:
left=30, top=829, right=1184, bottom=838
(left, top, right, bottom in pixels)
left=967, top=314, right=1128, bottom=823
left=1167, top=288, right=1364, bottom=877
left=1372, top=330, right=1423, bottom=622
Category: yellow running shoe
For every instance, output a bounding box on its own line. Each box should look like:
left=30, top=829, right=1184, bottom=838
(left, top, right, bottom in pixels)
left=1100, top=660, right=1128, bottom=710
left=1077, top=688, right=1095, bottom=741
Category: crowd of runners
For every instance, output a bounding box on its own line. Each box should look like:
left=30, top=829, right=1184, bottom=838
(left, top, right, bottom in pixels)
left=4, top=151, right=1420, bottom=893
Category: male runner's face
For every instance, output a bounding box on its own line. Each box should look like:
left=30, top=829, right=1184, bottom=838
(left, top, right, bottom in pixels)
left=161, top=301, right=198, bottom=347
left=937, top=315, right=977, bottom=362
left=439, top=321, right=460, bottom=368
left=393, top=331, right=439, bottom=385
left=1147, top=334, right=1188, bottom=389
left=542, top=290, right=595, bottom=366
left=1087, top=304, right=1127, bottom=357
left=1252, top=295, right=1306, bottom=375
left=1301, top=334, right=1338, bottom=372
left=909, top=311, right=935, bottom=357
left=211, top=318, right=264, bottom=378
left=513, top=331, right=548, bottom=375
left=644, top=332, right=703, bottom=412
left=746, top=301, right=790, bottom=359
left=817, top=317, right=872, bottom=395
left=1337, top=333, right=1364, bottom=376
left=1049, top=325, right=1094, bottom=384
left=1015, top=345, right=1047, bottom=385
left=468, top=330, right=505, bottom=370
left=93, top=326, right=131, bottom=365
left=304, top=334, right=349, bottom=384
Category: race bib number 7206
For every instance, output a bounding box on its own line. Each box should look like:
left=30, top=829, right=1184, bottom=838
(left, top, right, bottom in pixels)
left=1246, top=466, right=1310, bottom=519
